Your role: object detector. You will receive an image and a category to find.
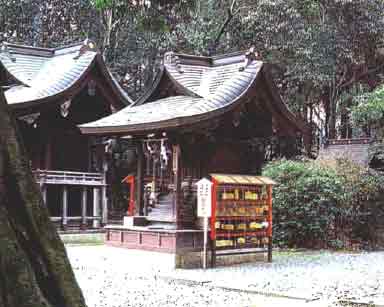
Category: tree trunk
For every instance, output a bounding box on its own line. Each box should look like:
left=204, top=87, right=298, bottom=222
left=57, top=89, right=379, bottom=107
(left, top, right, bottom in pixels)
left=0, top=88, right=87, bottom=307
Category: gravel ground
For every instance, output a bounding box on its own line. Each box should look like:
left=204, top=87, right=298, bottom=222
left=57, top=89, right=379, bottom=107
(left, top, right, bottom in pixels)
left=168, top=250, right=384, bottom=302
left=67, top=245, right=384, bottom=307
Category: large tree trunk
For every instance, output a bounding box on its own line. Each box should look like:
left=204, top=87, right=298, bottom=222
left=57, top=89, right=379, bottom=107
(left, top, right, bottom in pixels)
left=0, top=88, right=87, bottom=307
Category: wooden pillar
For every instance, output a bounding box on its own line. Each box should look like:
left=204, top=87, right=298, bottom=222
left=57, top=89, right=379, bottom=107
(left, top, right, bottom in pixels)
left=101, top=185, right=107, bottom=225
left=40, top=183, right=47, bottom=205
left=81, top=186, right=87, bottom=229
left=136, top=143, right=144, bottom=216
left=267, top=184, right=273, bottom=262
left=268, top=237, right=273, bottom=262
left=93, top=187, right=100, bottom=228
left=143, top=190, right=149, bottom=216
left=62, top=185, right=68, bottom=230
left=172, top=144, right=182, bottom=229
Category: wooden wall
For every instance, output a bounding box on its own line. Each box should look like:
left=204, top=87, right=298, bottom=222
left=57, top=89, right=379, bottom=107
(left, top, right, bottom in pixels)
left=18, top=85, right=112, bottom=172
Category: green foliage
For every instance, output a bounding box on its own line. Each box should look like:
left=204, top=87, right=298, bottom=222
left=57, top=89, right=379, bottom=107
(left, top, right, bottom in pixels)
left=263, top=158, right=383, bottom=248
left=263, top=159, right=345, bottom=247
left=1, top=0, right=384, bottom=138
left=93, top=0, right=113, bottom=10
left=351, top=85, right=384, bottom=133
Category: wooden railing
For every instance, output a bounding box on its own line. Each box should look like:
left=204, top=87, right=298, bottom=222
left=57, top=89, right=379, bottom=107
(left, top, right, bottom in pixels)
left=327, top=138, right=372, bottom=146
left=33, top=170, right=105, bottom=186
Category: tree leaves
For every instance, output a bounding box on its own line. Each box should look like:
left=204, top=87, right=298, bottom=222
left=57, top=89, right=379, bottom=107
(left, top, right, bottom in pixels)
left=263, top=158, right=383, bottom=248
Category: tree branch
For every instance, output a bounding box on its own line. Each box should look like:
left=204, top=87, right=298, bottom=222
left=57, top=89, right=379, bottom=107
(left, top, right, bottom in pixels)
left=211, top=0, right=238, bottom=53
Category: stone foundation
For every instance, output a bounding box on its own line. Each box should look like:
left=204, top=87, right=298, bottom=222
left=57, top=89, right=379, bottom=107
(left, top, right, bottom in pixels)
left=105, top=225, right=204, bottom=253
left=105, top=225, right=270, bottom=268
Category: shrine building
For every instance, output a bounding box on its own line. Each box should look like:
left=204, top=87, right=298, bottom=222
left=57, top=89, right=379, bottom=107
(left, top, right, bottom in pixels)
left=0, top=40, right=131, bottom=230
left=79, top=49, right=310, bottom=258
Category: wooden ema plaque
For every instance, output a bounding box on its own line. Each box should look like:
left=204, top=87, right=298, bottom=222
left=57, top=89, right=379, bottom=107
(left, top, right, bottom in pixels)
left=209, top=174, right=275, bottom=267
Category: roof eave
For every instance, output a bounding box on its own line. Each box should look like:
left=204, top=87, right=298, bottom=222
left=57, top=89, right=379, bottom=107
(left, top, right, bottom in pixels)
left=79, top=63, right=263, bottom=136
left=132, top=66, right=166, bottom=106
left=93, top=54, right=133, bottom=108
left=7, top=54, right=99, bottom=115
left=262, top=66, right=310, bottom=136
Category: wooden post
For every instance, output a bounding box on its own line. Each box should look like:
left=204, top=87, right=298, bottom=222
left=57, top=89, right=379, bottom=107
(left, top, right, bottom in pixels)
left=93, top=187, right=100, bottom=228
left=268, top=237, right=273, bottom=262
left=101, top=185, right=107, bottom=225
left=210, top=179, right=218, bottom=268
left=81, top=186, right=87, bottom=229
left=143, top=189, right=149, bottom=216
left=40, top=183, right=47, bottom=205
left=172, top=144, right=182, bottom=229
left=211, top=241, right=217, bottom=268
left=126, top=176, right=136, bottom=216
left=101, top=160, right=108, bottom=224
left=136, top=143, right=144, bottom=216
left=62, top=185, right=68, bottom=230
left=267, top=185, right=273, bottom=262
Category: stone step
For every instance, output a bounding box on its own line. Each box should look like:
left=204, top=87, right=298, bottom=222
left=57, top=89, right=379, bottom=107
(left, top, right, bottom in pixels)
left=146, top=215, right=175, bottom=222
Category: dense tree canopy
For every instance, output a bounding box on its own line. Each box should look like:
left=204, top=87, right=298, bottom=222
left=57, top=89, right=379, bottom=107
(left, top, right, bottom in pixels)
left=1, top=0, right=384, bottom=140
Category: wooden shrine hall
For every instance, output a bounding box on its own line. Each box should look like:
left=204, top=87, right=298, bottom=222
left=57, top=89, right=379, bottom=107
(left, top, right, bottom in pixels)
left=0, top=40, right=131, bottom=230
left=80, top=48, right=309, bottom=261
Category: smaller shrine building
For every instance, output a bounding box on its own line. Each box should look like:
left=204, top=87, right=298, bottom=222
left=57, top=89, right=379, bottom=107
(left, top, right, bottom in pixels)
left=0, top=40, right=131, bottom=230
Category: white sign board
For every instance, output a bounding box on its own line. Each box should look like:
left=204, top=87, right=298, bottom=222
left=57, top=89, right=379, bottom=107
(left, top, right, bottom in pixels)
left=196, top=178, right=212, bottom=217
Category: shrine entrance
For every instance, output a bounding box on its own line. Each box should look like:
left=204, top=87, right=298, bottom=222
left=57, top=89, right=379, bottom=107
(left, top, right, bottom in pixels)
left=138, top=137, right=178, bottom=228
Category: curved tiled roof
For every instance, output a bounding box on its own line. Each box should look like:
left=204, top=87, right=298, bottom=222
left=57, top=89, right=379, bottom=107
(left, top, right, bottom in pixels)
left=0, top=53, right=48, bottom=85
left=79, top=56, right=262, bottom=134
left=164, top=53, right=245, bottom=99
left=0, top=42, right=132, bottom=111
left=79, top=49, right=309, bottom=137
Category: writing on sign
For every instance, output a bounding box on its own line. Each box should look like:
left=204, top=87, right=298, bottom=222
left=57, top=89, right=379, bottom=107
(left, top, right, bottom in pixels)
left=196, top=178, right=212, bottom=217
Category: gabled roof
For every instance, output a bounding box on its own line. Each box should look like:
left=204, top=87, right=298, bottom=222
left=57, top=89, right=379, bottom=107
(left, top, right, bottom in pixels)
left=0, top=40, right=132, bottom=113
left=79, top=49, right=308, bottom=136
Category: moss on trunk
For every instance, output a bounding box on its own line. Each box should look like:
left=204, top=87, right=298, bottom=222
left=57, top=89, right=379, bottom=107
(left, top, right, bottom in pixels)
left=0, top=88, right=87, bottom=307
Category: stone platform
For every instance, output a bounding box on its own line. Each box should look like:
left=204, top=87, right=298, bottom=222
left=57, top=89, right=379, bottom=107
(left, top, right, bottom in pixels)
left=104, top=225, right=268, bottom=268
left=105, top=225, right=204, bottom=253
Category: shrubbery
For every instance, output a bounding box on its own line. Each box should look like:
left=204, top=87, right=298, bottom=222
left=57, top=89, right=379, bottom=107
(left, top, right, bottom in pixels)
left=263, top=158, right=384, bottom=249
left=351, top=85, right=384, bottom=136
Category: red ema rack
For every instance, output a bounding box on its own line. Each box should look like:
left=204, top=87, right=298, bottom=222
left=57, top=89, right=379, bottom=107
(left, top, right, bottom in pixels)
left=208, top=174, right=275, bottom=266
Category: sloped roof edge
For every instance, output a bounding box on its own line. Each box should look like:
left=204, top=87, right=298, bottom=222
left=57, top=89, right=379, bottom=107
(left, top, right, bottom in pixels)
left=6, top=54, right=130, bottom=114
left=80, top=49, right=309, bottom=137
left=1, top=41, right=132, bottom=112
left=262, top=66, right=310, bottom=137
left=79, top=61, right=262, bottom=135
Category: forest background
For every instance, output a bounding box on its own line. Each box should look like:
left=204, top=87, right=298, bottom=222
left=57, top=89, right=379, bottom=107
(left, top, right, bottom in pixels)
left=2, top=1, right=384, bottom=250
left=1, top=0, right=384, bottom=142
